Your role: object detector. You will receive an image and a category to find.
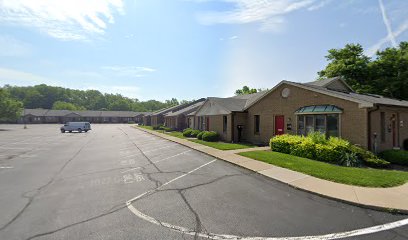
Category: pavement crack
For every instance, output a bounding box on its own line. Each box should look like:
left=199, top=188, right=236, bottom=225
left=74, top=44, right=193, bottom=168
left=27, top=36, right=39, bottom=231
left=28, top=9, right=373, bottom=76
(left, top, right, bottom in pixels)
left=0, top=136, right=94, bottom=232
left=24, top=203, right=127, bottom=240
left=179, top=189, right=205, bottom=240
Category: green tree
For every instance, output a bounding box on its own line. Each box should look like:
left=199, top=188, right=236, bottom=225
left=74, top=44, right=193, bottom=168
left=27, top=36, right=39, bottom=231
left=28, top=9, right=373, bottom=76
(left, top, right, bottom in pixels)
left=235, top=86, right=258, bottom=95
left=318, top=43, right=371, bottom=92
left=52, top=101, right=85, bottom=110
left=318, top=42, right=408, bottom=100
left=0, top=88, right=23, bottom=121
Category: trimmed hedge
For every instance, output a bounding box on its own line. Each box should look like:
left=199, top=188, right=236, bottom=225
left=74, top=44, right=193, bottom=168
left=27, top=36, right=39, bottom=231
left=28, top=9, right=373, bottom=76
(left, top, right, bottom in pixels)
left=197, top=131, right=204, bottom=140
left=159, top=126, right=173, bottom=132
left=202, top=131, right=219, bottom=142
left=379, top=150, right=408, bottom=166
left=182, top=128, right=193, bottom=137
left=190, top=130, right=201, bottom=138
left=270, top=132, right=390, bottom=168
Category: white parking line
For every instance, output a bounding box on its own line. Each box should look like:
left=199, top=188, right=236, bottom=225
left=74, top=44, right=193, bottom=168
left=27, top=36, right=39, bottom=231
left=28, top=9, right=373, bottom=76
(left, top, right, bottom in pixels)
left=126, top=159, right=408, bottom=240
left=143, top=145, right=175, bottom=153
left=0, top=166, right=13, bottom=169
left=121, top=167, right=141, bottom=174
left=152, top=150, right=191, bottom=164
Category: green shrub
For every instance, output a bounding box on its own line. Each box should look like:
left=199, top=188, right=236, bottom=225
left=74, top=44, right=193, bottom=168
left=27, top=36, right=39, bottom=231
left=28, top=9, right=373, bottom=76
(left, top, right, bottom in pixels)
left=315, top=144, right=340, bottom=164
left=350, top=145, right=390, bottom=168
left=152, top=125, right=161, bottom=130
left=202, top=131, right=219, bottom=142
left=190, top=130, right=201, bottom=138
left=128, top=121, right=135, bottom=124
left=379, top=150, right=408, bottom=166
left=338, top=151, right=360, bottom=167
left=197, top=131, right=204, bottom=140
left=182, top=128, right=193, bottom=137
left=290, top=138, right=316, bottom=159
left=308, top=131, right=327, bottom=144
left=270, top=134, right=303, bottom=154
left=159, top=126, right=173, bottom=132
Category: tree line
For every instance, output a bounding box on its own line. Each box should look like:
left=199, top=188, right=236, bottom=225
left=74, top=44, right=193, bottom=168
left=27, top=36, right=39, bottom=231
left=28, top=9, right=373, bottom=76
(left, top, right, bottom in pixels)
left=1, top=84, right=189, bottom=114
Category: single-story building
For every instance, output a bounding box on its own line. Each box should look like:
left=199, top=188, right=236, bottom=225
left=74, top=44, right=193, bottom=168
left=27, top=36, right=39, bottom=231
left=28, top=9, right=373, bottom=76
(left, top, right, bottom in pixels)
left=193, top=77, right=408, bottom=151
left=20, top=109, right=151, bottom=124
left=164, top=99, right=206, bottom=130
left=150, top=99, right=205, bottom=127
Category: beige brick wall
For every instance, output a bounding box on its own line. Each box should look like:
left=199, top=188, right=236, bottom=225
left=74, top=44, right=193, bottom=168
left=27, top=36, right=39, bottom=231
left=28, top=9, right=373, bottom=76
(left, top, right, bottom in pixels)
left=246, top=83, right=369, bottom=148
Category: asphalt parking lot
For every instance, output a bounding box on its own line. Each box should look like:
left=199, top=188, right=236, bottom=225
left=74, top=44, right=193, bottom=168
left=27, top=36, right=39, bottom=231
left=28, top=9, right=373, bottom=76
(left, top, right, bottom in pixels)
left=0, top=124, right=407, bottom=240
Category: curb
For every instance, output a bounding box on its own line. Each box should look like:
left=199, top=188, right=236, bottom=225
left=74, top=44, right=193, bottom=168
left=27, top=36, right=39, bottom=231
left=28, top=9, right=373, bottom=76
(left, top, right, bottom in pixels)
left=133, top=126, right=408, bottom=215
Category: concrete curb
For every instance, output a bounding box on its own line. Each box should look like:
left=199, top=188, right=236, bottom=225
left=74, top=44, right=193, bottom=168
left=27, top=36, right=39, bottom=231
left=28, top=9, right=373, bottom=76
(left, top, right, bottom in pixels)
left=133, top=126, right=408, bottom=214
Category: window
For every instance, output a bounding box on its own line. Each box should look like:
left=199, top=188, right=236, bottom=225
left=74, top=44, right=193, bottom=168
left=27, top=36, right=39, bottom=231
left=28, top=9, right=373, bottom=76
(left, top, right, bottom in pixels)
left=326, top=114, right=339, bottom=137
left=297, top=114, right=339, bottom=137
left=297, top=115, right=304, bottom=135
left=223, top=115, right=227, bottom=132
left=315, top=115, right=326, bottom=133
left=254, top=115, right=260, bottom=134
left=380, top=112, right=385, bottom=142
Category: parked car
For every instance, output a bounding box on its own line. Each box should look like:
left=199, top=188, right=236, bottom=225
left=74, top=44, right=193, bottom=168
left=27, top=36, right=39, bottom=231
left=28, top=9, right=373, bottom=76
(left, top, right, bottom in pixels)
left=60, top=122, right=91, bottom=133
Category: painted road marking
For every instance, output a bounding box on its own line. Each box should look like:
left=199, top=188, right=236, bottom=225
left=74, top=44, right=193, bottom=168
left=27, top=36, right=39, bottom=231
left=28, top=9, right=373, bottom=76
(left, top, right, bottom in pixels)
left=0, top=166, right=13, bottom=169
left=121, top=167, right=141, bottom=174
left=152, top=150, right=191, bottom=164
left=143, top=145, right=175, bottom=153
left=126, top=159, right=408, bottom=240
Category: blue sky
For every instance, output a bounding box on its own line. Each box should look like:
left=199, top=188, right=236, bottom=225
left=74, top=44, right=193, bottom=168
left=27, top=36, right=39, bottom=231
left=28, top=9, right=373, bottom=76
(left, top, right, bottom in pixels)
left=0, top=0, right=407, bottom=101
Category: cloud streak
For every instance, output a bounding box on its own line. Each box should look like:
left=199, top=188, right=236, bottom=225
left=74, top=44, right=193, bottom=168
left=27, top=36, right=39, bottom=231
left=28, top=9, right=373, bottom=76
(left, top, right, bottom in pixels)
left=0, top=0, right=124, bottom=41
left=196, top=0, right=318, bottom=32
left=378, top=0, right=397, bottom=47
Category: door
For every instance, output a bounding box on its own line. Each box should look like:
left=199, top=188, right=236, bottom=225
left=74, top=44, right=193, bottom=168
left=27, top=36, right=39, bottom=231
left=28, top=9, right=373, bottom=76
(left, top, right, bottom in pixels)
left=392, top=114, right=397, bottom=147
left=206, top=117, right=210, bottom=131
left=275, top=115, right=284, bottom=135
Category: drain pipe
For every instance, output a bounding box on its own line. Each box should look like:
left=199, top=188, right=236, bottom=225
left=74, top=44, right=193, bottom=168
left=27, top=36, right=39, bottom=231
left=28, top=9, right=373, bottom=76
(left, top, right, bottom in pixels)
left=367, top=104, right=380, bottom=152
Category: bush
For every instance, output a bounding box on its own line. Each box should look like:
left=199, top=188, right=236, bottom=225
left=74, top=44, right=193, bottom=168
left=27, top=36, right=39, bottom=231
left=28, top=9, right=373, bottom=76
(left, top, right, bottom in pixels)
left=270, top=134, right=303, bottom=154
left=182, top=128, right=193, bottom=137
left=202, top=131, right=219, bottom=142
left=159, top=126, right=173, bottom=132
left=197, top=131, right=204, bottom=140
left=379, top=150, right=408, bottom=166
left=270, top=133, right=389, bottom=168
left=152, top=125, right=162, bottom=130
left=350, top=145, right=390, bottom=168
left=290, top=138, right=316, bottom=159
left=190, top=130, right=201, bottom=138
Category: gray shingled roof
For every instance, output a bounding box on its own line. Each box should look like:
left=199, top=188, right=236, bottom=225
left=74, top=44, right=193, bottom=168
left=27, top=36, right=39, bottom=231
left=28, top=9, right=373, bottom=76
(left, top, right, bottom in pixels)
left=165, top=100, right=205, bottom=117
left=22, top=109, right=152, bottom=118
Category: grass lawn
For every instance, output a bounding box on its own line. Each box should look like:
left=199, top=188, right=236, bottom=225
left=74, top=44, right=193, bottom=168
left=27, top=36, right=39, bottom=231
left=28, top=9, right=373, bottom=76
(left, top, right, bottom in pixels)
left=165, top=131, right=186, bottom=139
left=239, top=150, right=408, bottom=187
left=190, top=139, right=256, bottom=151
left=137, top=125, right=154, bottom=130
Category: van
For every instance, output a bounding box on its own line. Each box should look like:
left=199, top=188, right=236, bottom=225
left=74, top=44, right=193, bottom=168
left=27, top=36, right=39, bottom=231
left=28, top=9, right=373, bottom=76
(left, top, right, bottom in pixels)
left=60, top=122, right=91, bottom=133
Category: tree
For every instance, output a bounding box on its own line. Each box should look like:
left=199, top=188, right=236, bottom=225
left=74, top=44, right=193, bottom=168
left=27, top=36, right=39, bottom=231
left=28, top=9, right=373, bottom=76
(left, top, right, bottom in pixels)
left=0, top=88, right=23, bottom=121
left=318, top=43, right=371, bottom=92
left=318, top=41, right=408, bottom=100
left=52, top=101, right=85, bottom=110
left=165, top=98, right=179, bottom=107
left=235, top=86, right=258, bottom=95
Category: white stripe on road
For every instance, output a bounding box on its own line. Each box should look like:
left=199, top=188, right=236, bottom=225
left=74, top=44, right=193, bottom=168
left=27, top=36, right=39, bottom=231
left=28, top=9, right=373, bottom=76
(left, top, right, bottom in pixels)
left=152, top=150, right=191, bottom=164
left=143, top=145, right=175, bottom=153
left=126, top=159, right=408, bottom=240
left=0, top=166, right=13, bottom=169
left=121, top=167, right=141, bottom=174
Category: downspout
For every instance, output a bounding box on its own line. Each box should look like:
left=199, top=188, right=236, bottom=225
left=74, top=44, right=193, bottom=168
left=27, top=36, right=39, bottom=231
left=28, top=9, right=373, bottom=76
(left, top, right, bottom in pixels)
left=367, top=104, right=380, bottom=152
left=231, top=112, right=235, bottom=143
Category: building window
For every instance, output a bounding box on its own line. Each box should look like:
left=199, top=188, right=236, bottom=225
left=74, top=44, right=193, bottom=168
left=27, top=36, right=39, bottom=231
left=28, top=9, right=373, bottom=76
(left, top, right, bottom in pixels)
left=297, top=115, right=304, bottom=135
left=380, top=112, right=385, bottom=142
left=297, top=114, right=339, bottom=137
left=254, top=115, right=260, bottom=134
left=223, top=115, right=227, bottom=133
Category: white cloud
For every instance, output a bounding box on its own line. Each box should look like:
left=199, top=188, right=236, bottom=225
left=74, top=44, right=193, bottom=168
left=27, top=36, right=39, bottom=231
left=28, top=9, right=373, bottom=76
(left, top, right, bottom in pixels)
left=101, top=66, right=156, bottom=78
left=378, top=0, right=397, bottom=47
left=0, top=35, right=32, bottom=57
left=0, top=67, right=59, bottom=86
left=366, top=1, right=408, bottom=56
left=307, top=0, right=332, bottom=11
left=0, top=0, right=124, bottom=41
left=196, top=0, right=317, bottom=32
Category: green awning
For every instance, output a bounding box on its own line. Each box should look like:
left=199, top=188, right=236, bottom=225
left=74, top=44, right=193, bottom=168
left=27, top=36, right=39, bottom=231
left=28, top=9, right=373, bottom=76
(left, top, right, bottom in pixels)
left=295, top=105, right=343, bottom=114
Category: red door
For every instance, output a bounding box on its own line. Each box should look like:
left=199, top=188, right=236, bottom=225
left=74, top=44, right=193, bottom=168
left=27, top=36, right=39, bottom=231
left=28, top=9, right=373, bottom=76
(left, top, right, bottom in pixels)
left=275, top=116, right=284, bottom=135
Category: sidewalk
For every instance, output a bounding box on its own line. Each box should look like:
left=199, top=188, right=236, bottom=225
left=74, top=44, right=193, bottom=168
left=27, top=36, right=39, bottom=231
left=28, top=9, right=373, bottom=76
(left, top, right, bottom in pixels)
left=134, top=126, right=408, bottom=213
